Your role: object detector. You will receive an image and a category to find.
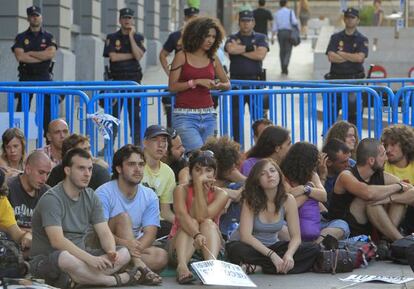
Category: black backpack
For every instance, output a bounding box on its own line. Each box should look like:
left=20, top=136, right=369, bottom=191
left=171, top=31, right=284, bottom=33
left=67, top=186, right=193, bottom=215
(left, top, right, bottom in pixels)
left=0, top=236, right=26, bottom=278
left=390, top=235, right=414, bottom=264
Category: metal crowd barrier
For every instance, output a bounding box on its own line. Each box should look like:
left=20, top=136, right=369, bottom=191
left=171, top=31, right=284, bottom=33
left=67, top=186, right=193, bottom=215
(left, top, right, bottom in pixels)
left=0, top=87, right=89, bottom=149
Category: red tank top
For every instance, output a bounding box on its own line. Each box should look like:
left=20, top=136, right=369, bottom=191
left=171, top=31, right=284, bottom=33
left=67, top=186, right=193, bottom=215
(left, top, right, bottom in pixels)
left=175, top=53, right=215, bottom=109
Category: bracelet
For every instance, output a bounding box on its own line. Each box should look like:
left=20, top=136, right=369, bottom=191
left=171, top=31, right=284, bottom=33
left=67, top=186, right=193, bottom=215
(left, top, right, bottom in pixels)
left=193, top=232, right=202, bottom=240
left=187, top=79, right=196, bottom=89
left=267, top=250, right=275, bottom=258
left=398, top=182, right=404, bottom=193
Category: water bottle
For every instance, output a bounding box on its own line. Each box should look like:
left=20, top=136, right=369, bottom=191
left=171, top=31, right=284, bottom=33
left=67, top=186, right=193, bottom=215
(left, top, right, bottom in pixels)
left=227, top=218, right=239, bottom=240
left=347, top=234, right=370, bottom=242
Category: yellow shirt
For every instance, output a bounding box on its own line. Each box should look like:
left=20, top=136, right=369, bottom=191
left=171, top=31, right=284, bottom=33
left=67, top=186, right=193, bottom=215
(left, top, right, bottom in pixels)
left=384, top=161, right=414, bottom=184
left=142, top=161, right=176, bottom=204
left=0, top=197, right=17, bottom=229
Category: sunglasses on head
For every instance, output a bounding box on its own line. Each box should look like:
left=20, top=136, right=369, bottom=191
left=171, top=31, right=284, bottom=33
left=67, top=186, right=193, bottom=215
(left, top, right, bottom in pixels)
left=167, top=128, right=177, bottom=139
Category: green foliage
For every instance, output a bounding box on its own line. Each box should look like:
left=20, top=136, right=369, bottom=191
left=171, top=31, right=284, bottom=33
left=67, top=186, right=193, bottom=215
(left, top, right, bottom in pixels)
left=359, top=6, right=375, bottom=26
left=187, top=0, right=200, bottom=9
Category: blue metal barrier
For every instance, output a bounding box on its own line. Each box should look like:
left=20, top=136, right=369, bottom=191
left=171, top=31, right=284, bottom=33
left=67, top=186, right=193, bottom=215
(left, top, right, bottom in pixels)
left=87, top=86, right=383, bottom=167
left=0, top=87, right=89, bottom=149
left=393, top=86, right=414, bottom=125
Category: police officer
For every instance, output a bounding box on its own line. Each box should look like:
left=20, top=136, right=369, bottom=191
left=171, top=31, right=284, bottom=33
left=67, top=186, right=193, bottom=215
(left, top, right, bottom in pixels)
left=225, top=10, right=269, bottom=144
left=103, top=8, right=145, bottom=145
left=325, top=8, right=369, bottom=125
left=11, top=5, right=57, bottom=137
left=159, top=7, right=199, bottom=127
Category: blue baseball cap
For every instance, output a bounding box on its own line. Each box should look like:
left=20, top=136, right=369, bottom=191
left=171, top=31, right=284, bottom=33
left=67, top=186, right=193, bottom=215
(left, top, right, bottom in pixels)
left=27, top=5, right=41, bottom=16
left=239, top=10, right=254, bottom=21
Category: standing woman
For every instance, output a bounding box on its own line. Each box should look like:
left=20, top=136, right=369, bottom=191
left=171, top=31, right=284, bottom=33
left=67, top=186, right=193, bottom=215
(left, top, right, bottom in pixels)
left=297, top=0, right=310, bottom=39
left=168, top=150, right=229, bottom=284
left=226, top=159, right=319, bottom=274
left=168, top=17, right=230, bottom=153
left=0, top=128, right=26, bottom=176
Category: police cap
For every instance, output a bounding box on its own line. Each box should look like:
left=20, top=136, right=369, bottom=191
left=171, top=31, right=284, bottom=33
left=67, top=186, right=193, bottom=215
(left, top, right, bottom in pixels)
left=344, top=8, right=359, bottom=18
left=239, top=10, right=254, bottom=21
left=184, top=7, right=199, bottom=17
left=27, top=5, right=41, bottom=16
left=120, top=8, right=134, bottom=18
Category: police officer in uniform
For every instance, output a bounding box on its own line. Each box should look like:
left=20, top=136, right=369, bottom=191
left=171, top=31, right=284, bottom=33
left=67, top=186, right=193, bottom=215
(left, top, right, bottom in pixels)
left=12, top=6, right=57, bottom=137
left=225, top=10, right=269, bottom=144
left=325, top=8, right=369, bottom=125
left=159, top=7, right=199, bottom=127
left=103, top=8, right=145, bottom=145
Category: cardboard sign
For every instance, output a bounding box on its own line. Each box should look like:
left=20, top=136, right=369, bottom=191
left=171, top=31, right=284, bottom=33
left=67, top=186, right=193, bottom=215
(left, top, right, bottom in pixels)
left=340, top=274, right=414, bottom=284
left=191, top=260, right=256, bottom=287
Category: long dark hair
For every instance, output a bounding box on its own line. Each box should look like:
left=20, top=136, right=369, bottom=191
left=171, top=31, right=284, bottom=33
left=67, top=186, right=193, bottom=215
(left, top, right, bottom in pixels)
left=281, top=142, right=319, bottom=185
left=247, top=126, right=290, bottom=159
left=181, top=16, right=225, bottom=59
left=242, top=159, right=287, bottom=215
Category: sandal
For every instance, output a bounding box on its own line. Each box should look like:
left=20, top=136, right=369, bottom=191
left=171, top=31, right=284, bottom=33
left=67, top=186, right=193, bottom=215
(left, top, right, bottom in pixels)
left=116, top=266, right=142, bottom=286
left=137, top=266, right=163, bottom=285
left=176, top=271, right=195, bottom=284
left=242, top=263, right=257, bottom=275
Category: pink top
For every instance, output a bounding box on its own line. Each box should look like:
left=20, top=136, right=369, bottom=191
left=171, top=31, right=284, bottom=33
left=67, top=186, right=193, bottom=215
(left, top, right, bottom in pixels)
left=175, top=53, right=215, bottom=109
left=169, top=185, right=219, bottom=238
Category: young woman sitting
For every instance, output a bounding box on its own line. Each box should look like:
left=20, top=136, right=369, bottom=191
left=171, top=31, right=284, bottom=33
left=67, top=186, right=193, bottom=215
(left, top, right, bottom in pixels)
left=226, top=159, right=319, bottom=274
left=168, top=150, right=229, bottom=284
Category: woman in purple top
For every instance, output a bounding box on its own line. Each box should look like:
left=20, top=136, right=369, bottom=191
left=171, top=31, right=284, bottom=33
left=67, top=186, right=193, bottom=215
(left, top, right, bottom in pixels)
left=241, top=126, right=291, bottom=176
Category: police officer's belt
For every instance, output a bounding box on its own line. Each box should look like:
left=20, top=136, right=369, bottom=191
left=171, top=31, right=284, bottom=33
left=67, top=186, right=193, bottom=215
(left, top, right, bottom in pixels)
left=111, top=71, right=142, bottom=78
left=231, top=75, right=262, bottom=80
left=324, top=72, right=365, bottom=80
left=18, top=65, right=49, bottom=76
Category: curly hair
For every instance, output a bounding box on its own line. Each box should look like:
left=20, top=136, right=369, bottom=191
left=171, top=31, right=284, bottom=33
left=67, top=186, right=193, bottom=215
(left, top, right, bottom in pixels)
left=324, top=121, right=359, bottom=155
left=248, top=126, right=290, bottom=159
left=242, top=159, right=287, bottom=215
left=2, top=127, right=26, bottom=162
left=181, top=16, right=225, bottom=59
left=0, top=169, right=7, bottom=197
left=381, top=124, right=414, bottom=163
left=201, top=136, right=241, bottom=180
left=281, top=142, right=319, bottom=185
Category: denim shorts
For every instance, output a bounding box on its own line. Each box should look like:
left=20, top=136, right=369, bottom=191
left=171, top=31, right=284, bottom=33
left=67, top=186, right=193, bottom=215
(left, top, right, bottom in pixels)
left=172, top=112, right=217, bottom=152
left=320, top=218, right=350, bottom=239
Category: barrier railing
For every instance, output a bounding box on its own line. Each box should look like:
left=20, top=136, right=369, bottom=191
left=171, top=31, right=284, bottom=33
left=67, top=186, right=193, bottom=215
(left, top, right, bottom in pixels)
left=89, top=86, right=383, bottom=165
left=393, top=86, right=414, bottom=125
left=0, top=87, right=89, bottom=149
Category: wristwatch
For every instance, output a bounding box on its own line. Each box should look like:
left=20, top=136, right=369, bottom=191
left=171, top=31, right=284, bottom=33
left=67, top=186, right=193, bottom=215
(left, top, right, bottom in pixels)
left=304, top=185, right=312, bottom=196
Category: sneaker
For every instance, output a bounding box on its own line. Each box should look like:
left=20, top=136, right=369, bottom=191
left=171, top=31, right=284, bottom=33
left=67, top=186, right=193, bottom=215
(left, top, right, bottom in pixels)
left=376, top=239, right=391, bottom=260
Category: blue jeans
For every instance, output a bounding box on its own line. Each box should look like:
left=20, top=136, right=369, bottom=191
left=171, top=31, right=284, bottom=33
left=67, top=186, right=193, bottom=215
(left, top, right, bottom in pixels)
left=172, top=112, right=217, bottom=152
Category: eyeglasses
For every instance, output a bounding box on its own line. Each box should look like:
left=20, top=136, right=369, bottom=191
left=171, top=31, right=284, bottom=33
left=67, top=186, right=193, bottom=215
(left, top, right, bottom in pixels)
left=167, top=128, right=177, bottom=139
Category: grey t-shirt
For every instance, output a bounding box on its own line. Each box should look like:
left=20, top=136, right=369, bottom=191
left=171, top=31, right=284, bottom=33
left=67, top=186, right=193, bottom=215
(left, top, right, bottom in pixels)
left=31, top=182, right=105, bottom=257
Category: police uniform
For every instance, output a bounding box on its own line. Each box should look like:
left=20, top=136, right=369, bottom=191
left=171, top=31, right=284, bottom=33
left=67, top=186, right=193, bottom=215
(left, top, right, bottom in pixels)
left=11, top=6, right=58, bottom=136
left=103, top=8, right=146, bottom=144
left=225, top=10, right=269, bottom=143
left=325, top=8, right=369, bottom=124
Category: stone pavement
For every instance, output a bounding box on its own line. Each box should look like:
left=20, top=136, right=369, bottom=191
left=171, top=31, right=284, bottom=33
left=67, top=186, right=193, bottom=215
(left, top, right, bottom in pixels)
left=88, top=261, right=414, bottom=289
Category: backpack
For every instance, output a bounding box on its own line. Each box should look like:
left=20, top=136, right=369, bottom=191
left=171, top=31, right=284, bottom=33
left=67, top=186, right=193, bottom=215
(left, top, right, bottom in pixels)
left=339, top=238, right=377, bottom=268
left=390, top=235, right=414, bottom=264
left=0, top=235, right=26, bottom=278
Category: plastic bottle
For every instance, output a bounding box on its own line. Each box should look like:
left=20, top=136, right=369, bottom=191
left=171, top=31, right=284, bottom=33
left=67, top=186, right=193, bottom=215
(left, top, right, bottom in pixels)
left=227, top=218, right=239, bottom=239
left=347, top=234, right=370, bottom=242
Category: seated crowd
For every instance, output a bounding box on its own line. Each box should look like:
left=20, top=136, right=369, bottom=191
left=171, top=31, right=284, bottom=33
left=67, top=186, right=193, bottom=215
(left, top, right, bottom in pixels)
left=2, top=119, right=414, bottom=286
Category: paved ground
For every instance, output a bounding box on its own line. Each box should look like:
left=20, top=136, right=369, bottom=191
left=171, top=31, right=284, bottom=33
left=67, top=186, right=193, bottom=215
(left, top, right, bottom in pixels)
left=88, top=261, right=414, bottom=289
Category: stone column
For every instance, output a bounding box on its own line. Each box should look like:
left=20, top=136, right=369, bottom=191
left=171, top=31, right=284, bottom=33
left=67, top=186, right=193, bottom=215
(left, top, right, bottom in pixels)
left=126, top=0, right=147, bottom=70
left=75, top=0, right=104, bottom=80
left=144, top=0, right=162, bottom=66
left=42, top=0, right=75, bottom=80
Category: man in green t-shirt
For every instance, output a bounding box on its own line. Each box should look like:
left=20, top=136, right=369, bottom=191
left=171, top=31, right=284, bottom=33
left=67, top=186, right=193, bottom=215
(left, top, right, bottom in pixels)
left=142, top=125, right=176, bottom=238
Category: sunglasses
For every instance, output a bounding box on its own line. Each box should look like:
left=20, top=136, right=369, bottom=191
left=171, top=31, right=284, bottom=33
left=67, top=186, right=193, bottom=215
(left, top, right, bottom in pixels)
left=167, top=128, right=177, bottom=139
left=190, top=150, right=215, bottom=162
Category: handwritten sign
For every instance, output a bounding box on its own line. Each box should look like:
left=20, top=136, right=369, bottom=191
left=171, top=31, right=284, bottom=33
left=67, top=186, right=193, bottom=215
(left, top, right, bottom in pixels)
left=191, top=260, right=256, bottom=287
left=340, top=274, right=414, bottom=284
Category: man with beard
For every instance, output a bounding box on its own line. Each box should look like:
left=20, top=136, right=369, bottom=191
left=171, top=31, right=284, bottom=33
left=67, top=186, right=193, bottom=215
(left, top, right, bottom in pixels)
left=12, top=6, right=58, bottom=136
left=329, top=138, right=414, bottom=241
left=29, top=148, right=132, bottom=288
left=95, top=145, right=166, bottom=284
left=381, top=125, right=414, bottom=234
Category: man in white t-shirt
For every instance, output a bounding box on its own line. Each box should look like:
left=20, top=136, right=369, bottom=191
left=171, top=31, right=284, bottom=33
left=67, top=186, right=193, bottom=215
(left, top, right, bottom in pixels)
left=96, top=145, right=167, bottom=284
